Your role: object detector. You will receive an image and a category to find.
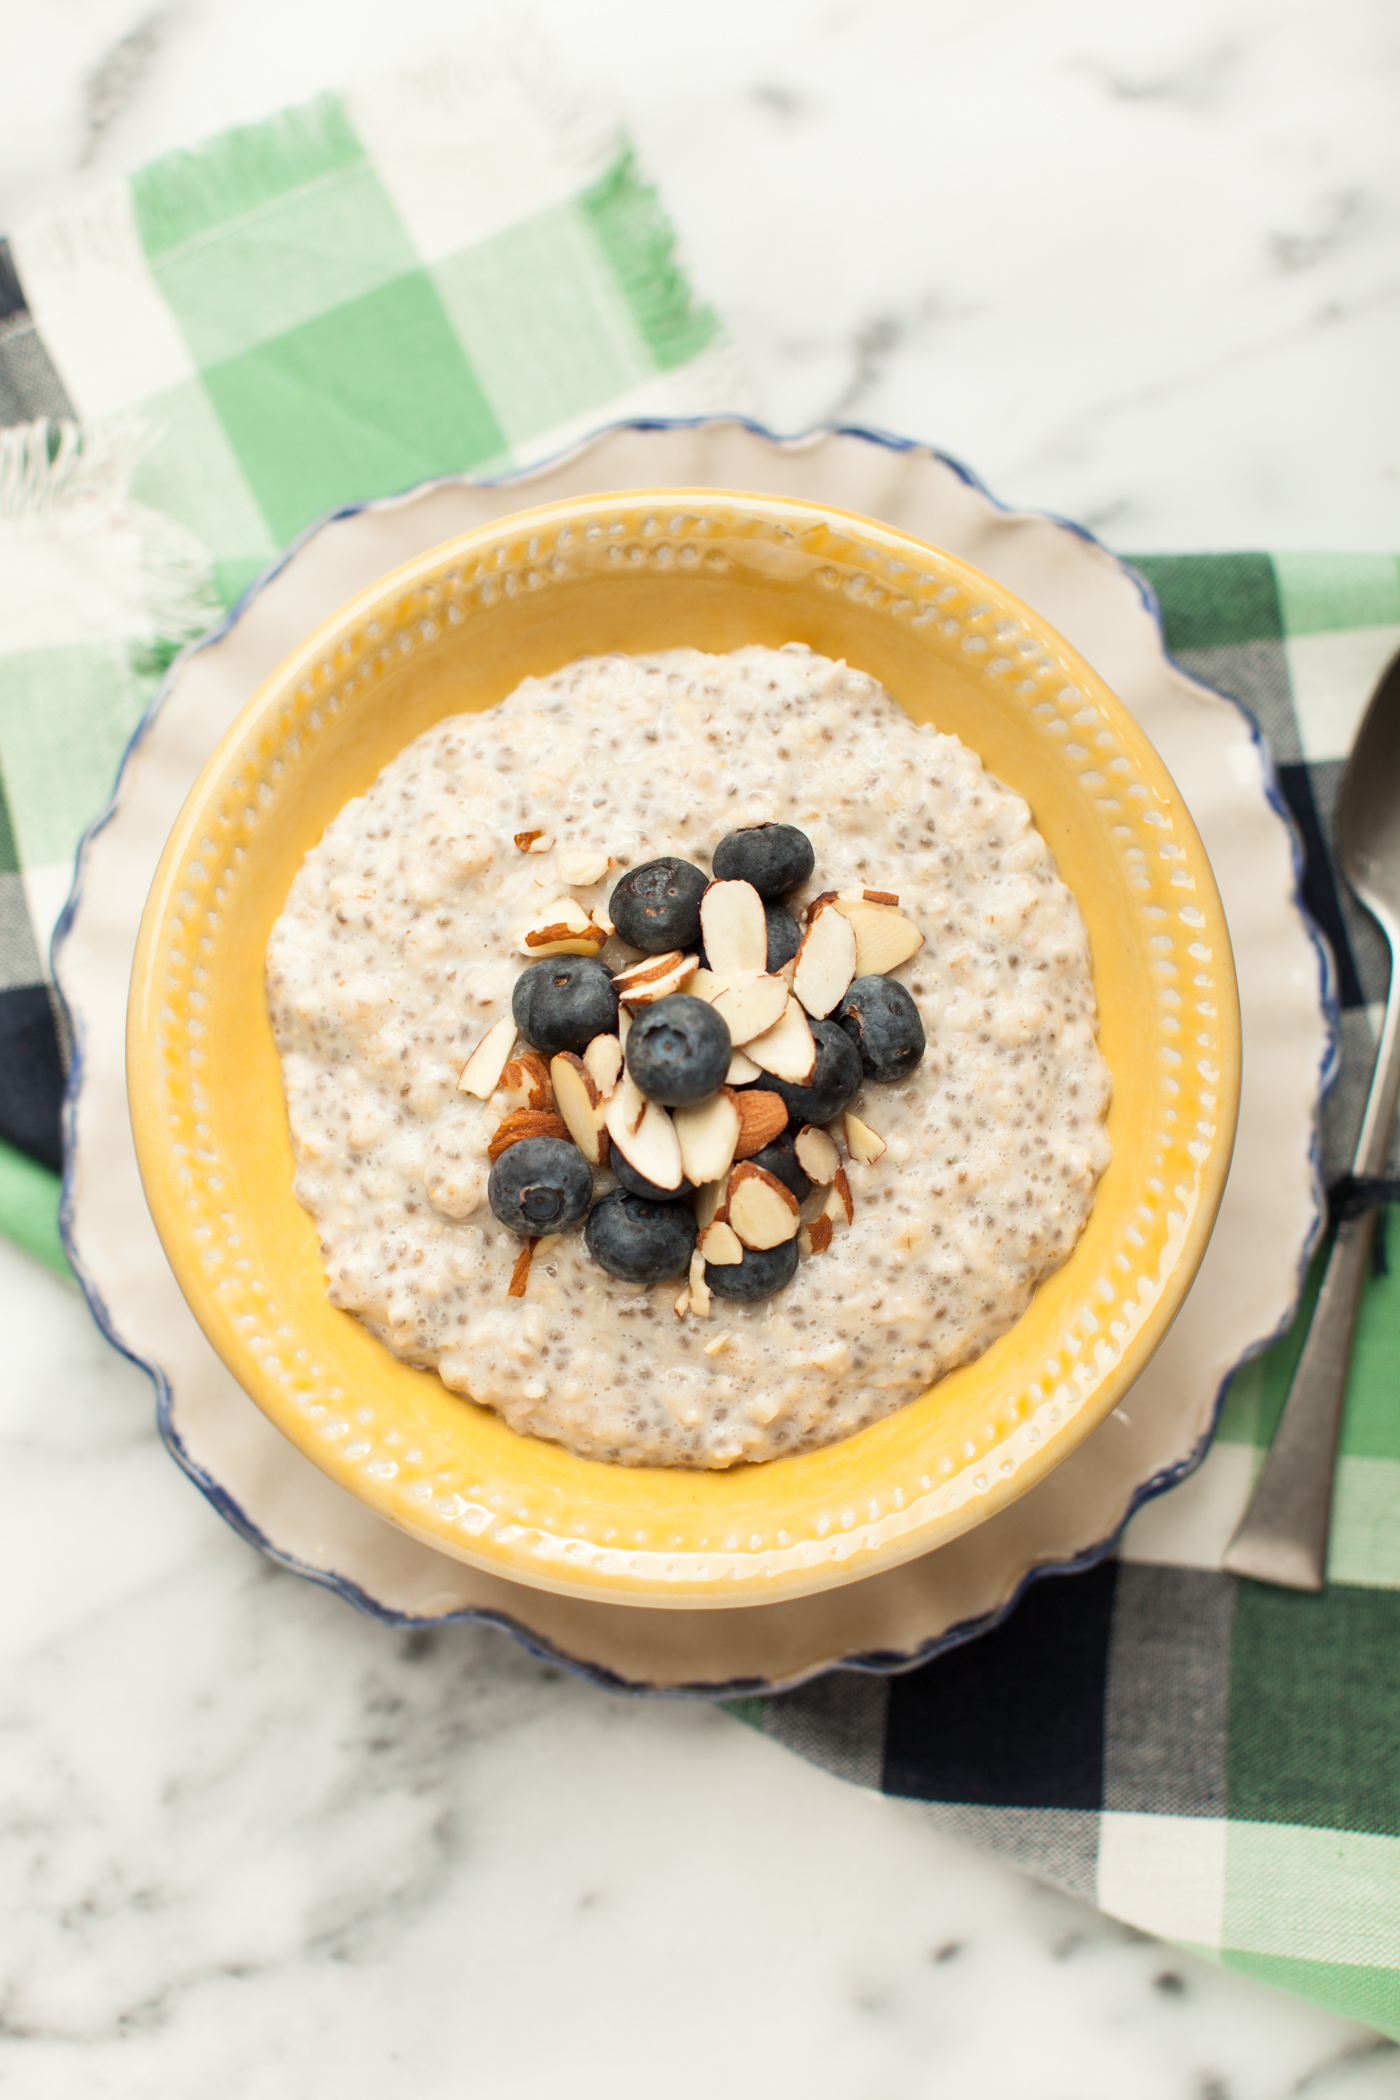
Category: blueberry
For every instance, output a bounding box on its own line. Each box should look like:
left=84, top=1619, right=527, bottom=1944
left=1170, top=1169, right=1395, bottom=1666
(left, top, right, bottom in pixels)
left=610, top=857, right=709, bottom=953
left=765, top=1016, right=864, bottom=1125
left=585, top=1188, right=697, bottom=1282
left=611, top=1152, right=695, bottom=1203
left=837, top=975, right=926, bottom=1083
left=707, top=1237, right=800, bottom=1301
left=748, top=1129, right=811, bottom=1204
left=625, top=993, right=731, bottom=1106
left=512, top=956, right=618, bottom=1056
left=764, top=901, right=802, bottom=972
left=712, top=823, right=815, bottom=900
left=488, top=1137, right=593, bottom=1236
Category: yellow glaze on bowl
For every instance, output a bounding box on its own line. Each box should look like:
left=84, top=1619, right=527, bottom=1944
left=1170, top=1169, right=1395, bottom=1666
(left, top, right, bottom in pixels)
left=128, top=492, right=1240, bottom=1608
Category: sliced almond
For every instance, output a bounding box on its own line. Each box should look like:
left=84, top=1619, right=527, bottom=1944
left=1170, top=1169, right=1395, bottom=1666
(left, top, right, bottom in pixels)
left=673, top=1090, right=741, bottom=1187
left=611, top=950, right=699, bottom=1007
left=673, top=1286, right=691, bottom=1318
left=551, top=1054, right=608, bottom=1167
left=728, top=1088, right=788, bottom=1160
left=860, top=888, right=899, bottom=906
left=700, top=880, right=767, bottom=975
left=686, top=967, right=721, bottom=1003
left=843, top=1112, right=887, bottom=1165
left=803, top=890, right=840, bottom=927
left=457, top=1014, right=516, bottom=1098
left=825, top=1166, right=855, bottom=1227
left=794, top=1124, right=840, bottom=1184
left=557, top=847, right=612, bottom=886
left=698, top=1218, right=745, bottom=1266
left=618, top=1006, right=632, bottom=1052
left=688, top=1250, right=711, bottom=1318
left=582, top=1033, right=623, bottom=1099
left=605, top=1092, right=683, bottom=1190
left=746, top=997, right=817, bottom=1085
left=694, top=1173, right=731, bottom=1230
left=830, top=897, right=924, bottom=975
left=517, top=897, right=609, bottom=957
left=496, top=1050, right=554, bottom=1112
left=507, top=1239, right=538, bottom=1296
left=792, top=905, right=857, bottom=1019
left=710, top=970, right=790, bottom=1045
left=514, top=829, right=551, bottom=853
left=726, top=1046, right=762, bottom=1084
left=604, top=1066, right=648, bottom=1139
left=727, top=1163, right=801, bottom=1250
left=488, top=1108, right=570, bottom=1161
left=801, top=1214, right=834, bottom=1256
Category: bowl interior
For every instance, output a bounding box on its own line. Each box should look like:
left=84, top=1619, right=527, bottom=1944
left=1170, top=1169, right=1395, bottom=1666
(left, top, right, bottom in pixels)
left=128, top=491, right=1239, bottom=1607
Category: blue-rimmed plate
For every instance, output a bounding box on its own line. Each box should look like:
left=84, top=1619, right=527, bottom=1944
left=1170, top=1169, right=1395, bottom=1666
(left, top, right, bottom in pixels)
left=54, top=419, right=1332, bottom=1694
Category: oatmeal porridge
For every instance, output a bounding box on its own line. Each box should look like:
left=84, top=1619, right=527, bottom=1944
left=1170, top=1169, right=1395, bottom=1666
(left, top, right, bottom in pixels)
left=266, top=645, right=1112, bottom=1468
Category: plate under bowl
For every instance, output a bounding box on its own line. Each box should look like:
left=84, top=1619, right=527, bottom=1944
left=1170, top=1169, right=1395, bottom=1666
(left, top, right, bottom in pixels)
left=126, top=488, right=1239, bottom=1609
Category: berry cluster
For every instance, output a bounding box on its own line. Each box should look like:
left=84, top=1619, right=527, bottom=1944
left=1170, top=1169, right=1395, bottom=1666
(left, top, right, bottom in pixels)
left=475, top=823, right=927, bottom=1309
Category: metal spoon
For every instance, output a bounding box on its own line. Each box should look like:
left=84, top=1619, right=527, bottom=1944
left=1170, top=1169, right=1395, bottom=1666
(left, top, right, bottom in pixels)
left=1223, top=650, right=1400, bottom=1590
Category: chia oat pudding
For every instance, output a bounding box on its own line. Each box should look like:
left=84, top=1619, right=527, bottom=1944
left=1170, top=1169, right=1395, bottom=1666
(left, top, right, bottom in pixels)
left=266, top=644, right=1112, bottom=1468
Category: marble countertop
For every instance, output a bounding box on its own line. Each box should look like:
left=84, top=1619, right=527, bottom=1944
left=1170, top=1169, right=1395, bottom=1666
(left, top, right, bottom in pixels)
left=3, top=2, right=1398, bottom=2094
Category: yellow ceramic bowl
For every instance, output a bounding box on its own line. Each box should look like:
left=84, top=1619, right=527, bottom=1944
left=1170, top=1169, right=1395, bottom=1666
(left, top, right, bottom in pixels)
left=128, top=491, right=1239, bottom=1609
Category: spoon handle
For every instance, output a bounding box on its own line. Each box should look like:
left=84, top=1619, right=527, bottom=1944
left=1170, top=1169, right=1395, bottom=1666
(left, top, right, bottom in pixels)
left=1223, top=951, right=1400, bottom=1590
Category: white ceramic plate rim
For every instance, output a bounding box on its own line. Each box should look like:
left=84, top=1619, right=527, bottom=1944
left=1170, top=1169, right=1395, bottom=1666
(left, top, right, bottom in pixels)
left=53, top=418, right=1335, bottom=1695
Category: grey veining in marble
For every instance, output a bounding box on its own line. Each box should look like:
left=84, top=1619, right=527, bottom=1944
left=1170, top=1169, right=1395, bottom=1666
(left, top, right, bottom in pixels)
left=1, top=2, right=1398, bottom=2092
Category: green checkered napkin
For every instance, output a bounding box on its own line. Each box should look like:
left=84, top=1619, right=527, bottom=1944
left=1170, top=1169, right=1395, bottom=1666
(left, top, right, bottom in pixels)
left=0, top=61, right=744, bottom=1265
left=743, top=550, right=1400, bottom=2040
left=3, top=71, right=1399, bottom=2043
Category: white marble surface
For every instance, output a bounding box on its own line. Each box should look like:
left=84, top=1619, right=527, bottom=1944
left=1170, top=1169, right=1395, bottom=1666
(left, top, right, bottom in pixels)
left=2, top=3, right=1399, bottom=2094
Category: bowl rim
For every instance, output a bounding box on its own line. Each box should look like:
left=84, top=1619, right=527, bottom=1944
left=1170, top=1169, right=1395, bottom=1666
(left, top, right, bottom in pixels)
left=126, top=485, right=1242, bottom=1609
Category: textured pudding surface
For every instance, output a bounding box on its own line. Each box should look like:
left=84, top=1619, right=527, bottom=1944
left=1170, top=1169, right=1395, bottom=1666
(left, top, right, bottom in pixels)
left=266, top=646, right=1112, bottom=1468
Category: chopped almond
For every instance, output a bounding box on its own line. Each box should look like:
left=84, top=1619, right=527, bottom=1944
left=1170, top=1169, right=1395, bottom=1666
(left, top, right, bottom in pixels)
left=582, top=1033, right=623, bottom=1099
left=843, top=1112, right=887, bottom=1165
left=746, top=997, right=817, bottom=1084
left=556, top=847, right=612, bottom=886
left=823, top=1166, right=855, bottom=1227
left=710, top=970, right=789, bottom=1045
left=802, top=1214, right=834, bottom=1256
left=794, top=1124, right=840, bottom=1183
left=507, top=1239, right=537, bottom=1296
left=727, top=1162, right=801, bottom=1249
left=488, top=1109, right=570, bottom=1161
left=604, top=1088, right=683, bottom=1190
left=728, top=1088, right=787, bottom=1159
left=700, top=879, right=767, bottom=975
left=830, top=896, right=924, bottom=974
left=792, top=904, right=857, bottom=1019
left=604, top=1066, right=648, bottom=1138
left=698, top=1218, right=745, bottom=1266
left=611, top=950, right=699, bottom=1007
left=551, top=1053, right=608, bottom=1167
left=496, top=1050, right=554, bottom=1112
left=694, top=1173, right=732, bottom=1230
left=514, top=829, right=551, bottom=853
left=688, top=1248, right=712, bottom=1318
left=673, top=1090, right=741, bottom=1187
left=517, top=897, right=609, bottom=957
left=457, top=1014, right=516, bottom=1099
